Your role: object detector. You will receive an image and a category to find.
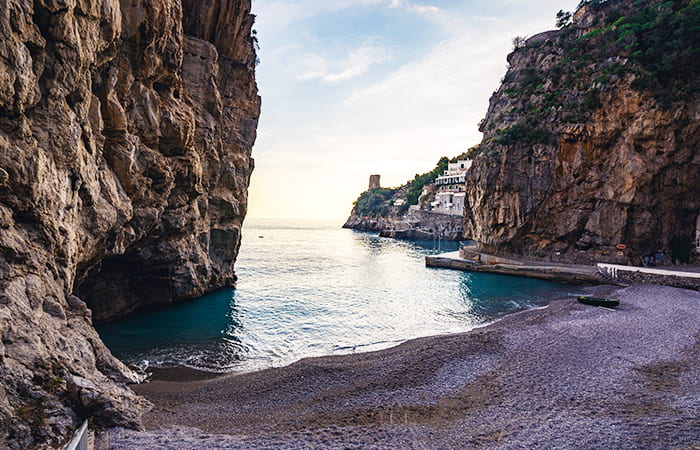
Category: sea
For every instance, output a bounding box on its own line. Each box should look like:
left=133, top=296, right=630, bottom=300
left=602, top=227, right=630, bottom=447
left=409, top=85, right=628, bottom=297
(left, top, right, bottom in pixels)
left=97, top=219, right=581, bottom=373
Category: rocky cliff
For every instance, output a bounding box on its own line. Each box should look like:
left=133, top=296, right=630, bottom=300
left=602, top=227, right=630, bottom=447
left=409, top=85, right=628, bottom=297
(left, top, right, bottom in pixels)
left=343, top=158, right=465, bottom=240
left=0, top=0, right=259, bottom=446
left=464, top=0, right=699, bottom=264
left=343, top=210, right=464, bottom=241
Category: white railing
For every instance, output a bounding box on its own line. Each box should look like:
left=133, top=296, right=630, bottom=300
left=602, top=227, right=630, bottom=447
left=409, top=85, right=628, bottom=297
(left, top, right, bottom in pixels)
left=64, top=420, right=88, bottom=450
left=598, top=263, right=619, bottom=279
left=597, top=263, right=700, bottom=280
left=435, top=175, right=466, bottom=185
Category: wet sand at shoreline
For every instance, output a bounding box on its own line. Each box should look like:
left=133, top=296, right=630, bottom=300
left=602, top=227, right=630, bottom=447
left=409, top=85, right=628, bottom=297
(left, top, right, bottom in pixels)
left=110, top=284, right=700, bottom=448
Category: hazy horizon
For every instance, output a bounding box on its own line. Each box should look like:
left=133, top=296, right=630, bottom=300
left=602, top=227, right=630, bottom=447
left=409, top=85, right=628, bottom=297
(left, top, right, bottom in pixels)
left=247, top=0, right=580, bottom=220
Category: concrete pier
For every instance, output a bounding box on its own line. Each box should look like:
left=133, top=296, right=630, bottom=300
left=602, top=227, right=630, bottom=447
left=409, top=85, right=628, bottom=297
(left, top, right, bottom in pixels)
left=425, top=251, right=605, bottom=285
left=426, top=248, right=700, bottom=290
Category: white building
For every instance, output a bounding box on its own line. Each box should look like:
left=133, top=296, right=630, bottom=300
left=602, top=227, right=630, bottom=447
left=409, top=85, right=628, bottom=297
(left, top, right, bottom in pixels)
left=435, top=159, right=472, bottom=192
left=432, top=192, right=466, bottom=215
left=430, top=159, right=471, bottom=215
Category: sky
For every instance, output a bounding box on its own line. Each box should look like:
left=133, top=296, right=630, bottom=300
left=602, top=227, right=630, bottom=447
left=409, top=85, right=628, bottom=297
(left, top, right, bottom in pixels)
left=247, top=0, right=581, bottom=221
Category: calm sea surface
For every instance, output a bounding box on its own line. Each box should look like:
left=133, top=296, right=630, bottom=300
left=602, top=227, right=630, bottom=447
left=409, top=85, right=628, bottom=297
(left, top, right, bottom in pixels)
left=98, top=219, right=580, bottom=373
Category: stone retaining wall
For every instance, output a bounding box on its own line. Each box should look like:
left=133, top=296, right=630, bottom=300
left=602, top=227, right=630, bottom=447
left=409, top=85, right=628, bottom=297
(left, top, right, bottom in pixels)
left=597, top=264, right=700, bottom=291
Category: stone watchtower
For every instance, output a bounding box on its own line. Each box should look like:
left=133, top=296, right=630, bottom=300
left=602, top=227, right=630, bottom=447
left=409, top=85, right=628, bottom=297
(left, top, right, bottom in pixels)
left=369, top=174, right=381, bottom=190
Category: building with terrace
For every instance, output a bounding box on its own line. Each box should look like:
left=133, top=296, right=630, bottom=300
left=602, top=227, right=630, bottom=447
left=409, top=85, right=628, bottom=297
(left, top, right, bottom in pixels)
left=431, top=159, right=472, bottom=215
left=435, top=159, right=472, bottom=193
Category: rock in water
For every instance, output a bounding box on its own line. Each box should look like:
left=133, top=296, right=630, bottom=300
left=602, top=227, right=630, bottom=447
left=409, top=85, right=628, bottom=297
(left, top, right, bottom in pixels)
left=0, top=0, right=260, bottom=447
left=464, top=0, right=699, bottom=264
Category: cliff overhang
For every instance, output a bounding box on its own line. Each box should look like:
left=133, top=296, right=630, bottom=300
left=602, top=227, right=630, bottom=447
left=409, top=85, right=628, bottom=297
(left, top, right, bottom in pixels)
left=0, top=0, right=260, bottom=447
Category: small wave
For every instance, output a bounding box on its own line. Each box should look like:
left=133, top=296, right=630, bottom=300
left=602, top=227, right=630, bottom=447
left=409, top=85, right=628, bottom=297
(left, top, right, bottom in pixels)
left=332, top=338, right=405, bottom=353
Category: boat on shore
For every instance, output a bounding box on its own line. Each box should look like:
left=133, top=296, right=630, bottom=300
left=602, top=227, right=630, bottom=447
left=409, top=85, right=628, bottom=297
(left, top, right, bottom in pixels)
left=577, top=296, right=620, bottom=308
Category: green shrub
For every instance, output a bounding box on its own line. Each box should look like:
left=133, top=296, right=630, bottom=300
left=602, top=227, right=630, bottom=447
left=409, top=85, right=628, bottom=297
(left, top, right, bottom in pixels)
left=556, top=10, right=573, bottom=28
left=615, top=1, right=700, bottom=100
left=495, top=124, right=552, bottom=146
left=582, top=88, right=602, bottom=110
left=353, top=188, right=395, bottom=217
left=612, top=15, right=628, bottom=27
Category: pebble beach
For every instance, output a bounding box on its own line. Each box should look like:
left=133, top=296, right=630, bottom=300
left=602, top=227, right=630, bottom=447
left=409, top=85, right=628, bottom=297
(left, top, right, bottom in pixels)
left=106, top=284, right=700, bottom=449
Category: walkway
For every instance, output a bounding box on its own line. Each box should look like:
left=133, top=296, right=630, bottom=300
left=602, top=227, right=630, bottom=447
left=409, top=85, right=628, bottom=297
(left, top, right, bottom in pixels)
left=598, top=263, right=700, bottom=290
left=425, top=251, right=604, bottom=285
left=426, top=249, right=700, bottom=290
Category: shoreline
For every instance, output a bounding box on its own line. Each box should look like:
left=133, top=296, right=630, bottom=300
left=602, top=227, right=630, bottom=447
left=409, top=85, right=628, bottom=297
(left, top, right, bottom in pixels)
left=143, top=366, right=228, bottom=383
left=137, top=304, right=554, bottom=385
left=109, top=283, right=700, bottom=449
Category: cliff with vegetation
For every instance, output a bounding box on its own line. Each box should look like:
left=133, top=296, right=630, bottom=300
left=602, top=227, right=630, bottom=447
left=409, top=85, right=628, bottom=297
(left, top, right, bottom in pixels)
left=464, top=0, right=700, bottom=264
left=344, top=158, right=447, bottom=222
left=343, top=157, right=465, bottom=240
left=0, top=0, right=259, bottom=446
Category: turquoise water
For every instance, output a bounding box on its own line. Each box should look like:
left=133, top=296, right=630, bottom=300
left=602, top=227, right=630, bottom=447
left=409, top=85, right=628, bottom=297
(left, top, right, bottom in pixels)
left=98, top=219, right=580, bottom=372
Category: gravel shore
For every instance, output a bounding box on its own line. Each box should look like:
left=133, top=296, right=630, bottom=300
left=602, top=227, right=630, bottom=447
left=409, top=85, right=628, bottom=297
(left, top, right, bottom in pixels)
left=108, top=284, right=699, bottom=449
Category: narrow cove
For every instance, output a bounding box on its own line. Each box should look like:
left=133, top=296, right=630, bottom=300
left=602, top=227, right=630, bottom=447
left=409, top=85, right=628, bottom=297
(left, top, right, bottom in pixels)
left=97, top=219, right=581, bottom=374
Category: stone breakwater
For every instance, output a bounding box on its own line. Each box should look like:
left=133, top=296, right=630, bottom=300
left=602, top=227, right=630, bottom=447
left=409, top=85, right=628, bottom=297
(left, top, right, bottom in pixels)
left=0, top=0, right=259, bottom=447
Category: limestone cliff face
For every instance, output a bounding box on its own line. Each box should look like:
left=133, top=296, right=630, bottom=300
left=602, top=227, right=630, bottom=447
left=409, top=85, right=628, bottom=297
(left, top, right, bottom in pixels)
left=0, top=0, right=259, bottom=446
left=464, top=0, right=699, bottom=264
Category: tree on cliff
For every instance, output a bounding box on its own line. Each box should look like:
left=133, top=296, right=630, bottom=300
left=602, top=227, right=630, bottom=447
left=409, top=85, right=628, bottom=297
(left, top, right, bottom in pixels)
left=556, top=10, right=572, bottom=28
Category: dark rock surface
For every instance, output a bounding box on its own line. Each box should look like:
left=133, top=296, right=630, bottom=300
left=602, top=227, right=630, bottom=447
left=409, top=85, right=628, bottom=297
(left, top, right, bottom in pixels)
left=0, top=0, right=259, bottom=447
left=464, top=0, right=699, bottom=264
left=344, top=211, right=464, bottom=241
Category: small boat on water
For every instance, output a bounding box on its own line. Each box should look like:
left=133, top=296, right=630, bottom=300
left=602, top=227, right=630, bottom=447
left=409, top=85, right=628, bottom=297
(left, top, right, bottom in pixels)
left=577, top=296, right=620, bottom=308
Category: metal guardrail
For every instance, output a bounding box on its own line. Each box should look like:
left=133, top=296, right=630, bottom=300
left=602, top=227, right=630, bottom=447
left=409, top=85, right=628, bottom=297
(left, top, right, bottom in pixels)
left=597, top=263, right=700, bottom=279
left=64, top=420, right=88, bottom=450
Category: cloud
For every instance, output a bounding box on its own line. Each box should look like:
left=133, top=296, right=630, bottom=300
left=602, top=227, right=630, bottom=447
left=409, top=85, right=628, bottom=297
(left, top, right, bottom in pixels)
left=383, top=1, right=465, bottom=34
left=387, top=0, right=441, bottom=15
left=256, top=0, right=441, bottom=28
left=255, top=0, right=389, bottom=29
left=410, top=5, right=440, bottom=14
left=298, top=46, right=392, bottom=84
left=344, top=31, right=507, bottom=108
left=248, top=0, right=584, bottom=219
